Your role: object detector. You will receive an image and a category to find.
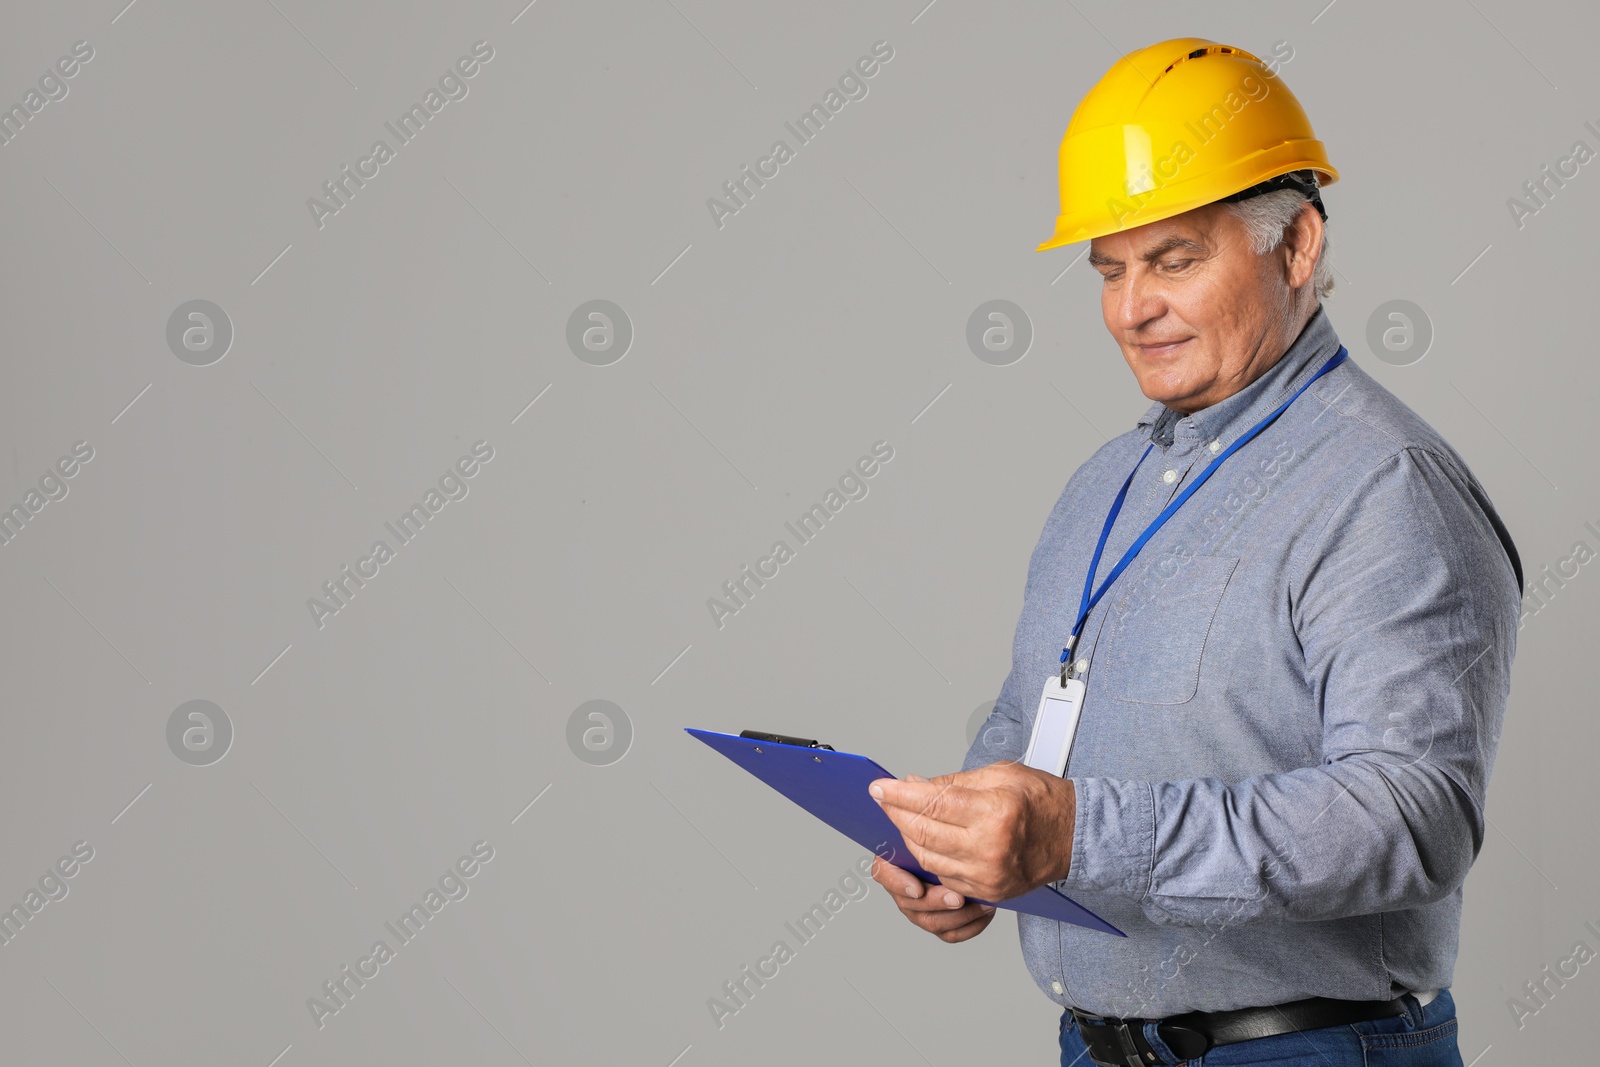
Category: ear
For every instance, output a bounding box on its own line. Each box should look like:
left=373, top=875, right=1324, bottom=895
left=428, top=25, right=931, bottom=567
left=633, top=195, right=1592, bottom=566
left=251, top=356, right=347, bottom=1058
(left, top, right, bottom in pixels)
left=1282, top=202, right=1323, bottom=291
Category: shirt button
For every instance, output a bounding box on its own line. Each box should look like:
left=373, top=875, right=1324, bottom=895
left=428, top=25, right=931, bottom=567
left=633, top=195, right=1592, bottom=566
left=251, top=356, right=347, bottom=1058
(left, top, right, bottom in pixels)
left=1073, top=658, right=1089, bottom=675
left=1162, top=469, right=1178, bottom=484
left=1052, top=980, right=1065, bottom=995
left=1208, top=438, right=1223, bottom=454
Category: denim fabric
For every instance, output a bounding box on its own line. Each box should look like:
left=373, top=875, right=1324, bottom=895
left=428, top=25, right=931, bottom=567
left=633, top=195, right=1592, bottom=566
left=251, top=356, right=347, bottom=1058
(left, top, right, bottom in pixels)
left=1058, top=988, right=1464, bottom=1066
left=963, top=307, right=1522, bottom=1016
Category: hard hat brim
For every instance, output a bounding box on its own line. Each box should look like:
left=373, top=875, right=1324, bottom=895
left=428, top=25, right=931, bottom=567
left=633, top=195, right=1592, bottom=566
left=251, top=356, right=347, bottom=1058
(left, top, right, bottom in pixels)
left=1037, top=155, right=1338, bottom=252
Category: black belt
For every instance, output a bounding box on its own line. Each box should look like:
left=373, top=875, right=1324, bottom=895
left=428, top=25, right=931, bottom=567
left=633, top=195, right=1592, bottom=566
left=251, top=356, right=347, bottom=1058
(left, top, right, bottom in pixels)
left=1069, top=994, right=1408, bottom=1066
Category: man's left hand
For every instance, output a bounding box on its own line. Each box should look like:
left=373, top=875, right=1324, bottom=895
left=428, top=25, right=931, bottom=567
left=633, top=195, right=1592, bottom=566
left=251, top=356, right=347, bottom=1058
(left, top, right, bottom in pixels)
left=868, top=762, right=1076, bottom=903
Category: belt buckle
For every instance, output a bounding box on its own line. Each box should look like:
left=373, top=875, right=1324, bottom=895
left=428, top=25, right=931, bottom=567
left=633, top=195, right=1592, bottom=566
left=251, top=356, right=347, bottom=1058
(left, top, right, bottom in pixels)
left=1072, top=1009, right=1153, bottom=1067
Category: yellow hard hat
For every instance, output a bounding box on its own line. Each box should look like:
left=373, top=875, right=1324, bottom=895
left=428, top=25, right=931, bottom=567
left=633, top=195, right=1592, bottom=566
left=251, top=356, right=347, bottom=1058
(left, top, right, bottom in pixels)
left=1037, top=37, right=1338, bottom=251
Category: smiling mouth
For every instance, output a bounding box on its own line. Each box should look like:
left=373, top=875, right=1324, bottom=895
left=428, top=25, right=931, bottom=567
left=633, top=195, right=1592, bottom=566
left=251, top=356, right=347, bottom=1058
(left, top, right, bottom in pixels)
left=1136, top=338, right=1192, bottom=357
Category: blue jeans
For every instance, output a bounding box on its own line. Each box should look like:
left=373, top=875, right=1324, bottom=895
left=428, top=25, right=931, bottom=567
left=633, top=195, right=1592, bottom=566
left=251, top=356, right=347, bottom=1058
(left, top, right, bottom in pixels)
left=1059, top=990, right=1463, bottom=1066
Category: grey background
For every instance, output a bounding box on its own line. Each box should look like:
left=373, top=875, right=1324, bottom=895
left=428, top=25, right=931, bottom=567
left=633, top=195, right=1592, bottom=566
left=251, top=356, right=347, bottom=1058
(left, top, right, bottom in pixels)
left=0, top=0, right=1593, bottom=1063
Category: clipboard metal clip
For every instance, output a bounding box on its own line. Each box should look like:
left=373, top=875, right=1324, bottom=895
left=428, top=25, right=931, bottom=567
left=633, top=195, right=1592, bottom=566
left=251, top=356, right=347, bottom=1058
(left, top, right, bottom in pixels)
left=738, top=729, right=835, bottom=751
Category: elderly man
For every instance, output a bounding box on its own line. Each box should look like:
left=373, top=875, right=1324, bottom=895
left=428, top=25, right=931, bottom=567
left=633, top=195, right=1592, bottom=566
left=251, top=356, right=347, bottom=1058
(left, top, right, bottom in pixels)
left=868, top=37, right=1521, bottom=1067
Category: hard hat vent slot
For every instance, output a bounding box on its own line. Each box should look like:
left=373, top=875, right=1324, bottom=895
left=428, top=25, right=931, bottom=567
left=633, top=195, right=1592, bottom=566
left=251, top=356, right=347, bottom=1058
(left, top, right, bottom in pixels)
left=1164, top=45, right=1241, bottom=74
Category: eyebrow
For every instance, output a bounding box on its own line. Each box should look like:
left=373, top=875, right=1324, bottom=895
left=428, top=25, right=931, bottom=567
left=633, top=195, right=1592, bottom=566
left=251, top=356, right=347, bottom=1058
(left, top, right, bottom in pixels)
left=1087, top=236, right=1209, bottom=268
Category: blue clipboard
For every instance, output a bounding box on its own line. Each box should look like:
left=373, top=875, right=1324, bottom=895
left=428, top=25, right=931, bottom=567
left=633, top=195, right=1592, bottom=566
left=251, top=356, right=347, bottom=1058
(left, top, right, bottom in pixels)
left=685, top=728, right=1125, bottom=936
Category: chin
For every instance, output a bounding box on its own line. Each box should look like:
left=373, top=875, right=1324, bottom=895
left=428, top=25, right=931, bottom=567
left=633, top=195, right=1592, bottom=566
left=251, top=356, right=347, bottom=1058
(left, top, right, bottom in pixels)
left=1134, top=372, right=1197, bottom=410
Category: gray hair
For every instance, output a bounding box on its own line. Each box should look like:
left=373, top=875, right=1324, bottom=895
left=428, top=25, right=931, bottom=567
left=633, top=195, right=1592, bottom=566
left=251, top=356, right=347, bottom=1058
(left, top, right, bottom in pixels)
left=1222, top=188, right=1334, bottom=300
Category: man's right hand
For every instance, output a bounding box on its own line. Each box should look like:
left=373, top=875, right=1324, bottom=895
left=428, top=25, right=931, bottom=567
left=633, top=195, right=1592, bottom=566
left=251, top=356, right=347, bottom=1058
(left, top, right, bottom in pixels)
left=870, top=853, right=996, bottom=943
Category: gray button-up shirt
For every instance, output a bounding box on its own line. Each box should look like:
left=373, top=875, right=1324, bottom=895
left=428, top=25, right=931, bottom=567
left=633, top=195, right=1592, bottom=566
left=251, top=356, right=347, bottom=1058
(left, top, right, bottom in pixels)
left=962, top=306, right=1522, bottom=1016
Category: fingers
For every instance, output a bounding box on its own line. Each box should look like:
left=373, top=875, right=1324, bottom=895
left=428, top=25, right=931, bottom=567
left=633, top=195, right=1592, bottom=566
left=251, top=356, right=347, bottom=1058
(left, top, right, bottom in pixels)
left=921, top=870, right=996, bottom=904
left=870, top=776, right=983, bottom=830
left=881, top=808, right=977, bottom=869
left=870, top=856, right=964, bottom=910
left=870, top=857, right=997, bottom=942
left=928, top=762, right=1016, bottom=787
left=869, top=854, right=927, bottom=900
left=869, top=775, right=985, bottom=885
left=876, top=800, right=997, bottom=891
left=884, top=830, right=964, bottom=888
left=932, top=906, right=997, bottom=943
left=875, top=827, right=1012, bottom=906
left=900, top=894, right=997, bottom=941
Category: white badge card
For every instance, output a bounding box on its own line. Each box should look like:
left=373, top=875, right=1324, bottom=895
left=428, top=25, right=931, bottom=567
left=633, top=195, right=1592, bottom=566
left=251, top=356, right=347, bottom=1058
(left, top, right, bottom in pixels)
left=1022, top=676, right=1086, bottom=777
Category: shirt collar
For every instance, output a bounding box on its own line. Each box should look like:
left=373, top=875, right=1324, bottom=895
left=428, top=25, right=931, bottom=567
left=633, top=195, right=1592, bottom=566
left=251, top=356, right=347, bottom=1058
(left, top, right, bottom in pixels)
left=1134, top=305, right=1342, bottom=449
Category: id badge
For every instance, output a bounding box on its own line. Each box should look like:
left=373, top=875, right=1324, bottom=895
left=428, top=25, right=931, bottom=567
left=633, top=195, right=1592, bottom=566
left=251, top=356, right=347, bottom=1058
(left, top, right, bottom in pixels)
left=1022, top=675, right=1086, bottom=777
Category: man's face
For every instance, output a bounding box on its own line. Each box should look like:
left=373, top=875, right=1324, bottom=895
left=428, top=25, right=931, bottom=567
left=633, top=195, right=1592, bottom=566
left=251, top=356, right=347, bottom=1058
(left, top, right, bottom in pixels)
left=1087, top=202, right=1303, bottom=415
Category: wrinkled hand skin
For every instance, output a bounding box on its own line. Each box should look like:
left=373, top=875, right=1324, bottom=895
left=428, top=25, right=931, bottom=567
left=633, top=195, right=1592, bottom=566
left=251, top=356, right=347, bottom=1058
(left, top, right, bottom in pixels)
left=869, top=762, right=1077, bottom=904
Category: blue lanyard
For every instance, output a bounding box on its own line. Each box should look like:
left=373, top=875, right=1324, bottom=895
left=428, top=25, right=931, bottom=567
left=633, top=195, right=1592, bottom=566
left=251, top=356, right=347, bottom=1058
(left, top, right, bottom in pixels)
left=1062, top=345, right=1350, bottom=670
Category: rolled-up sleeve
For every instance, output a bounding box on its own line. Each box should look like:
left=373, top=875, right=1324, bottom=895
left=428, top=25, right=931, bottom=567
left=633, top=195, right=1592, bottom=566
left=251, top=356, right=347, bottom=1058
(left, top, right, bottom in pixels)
left=1064, top=447, right=1520, bottom=926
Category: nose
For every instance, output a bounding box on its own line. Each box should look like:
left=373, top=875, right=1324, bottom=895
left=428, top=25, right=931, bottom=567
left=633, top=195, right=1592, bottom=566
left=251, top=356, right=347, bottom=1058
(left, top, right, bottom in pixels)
left=1111, top=265, right=1164, bottom=334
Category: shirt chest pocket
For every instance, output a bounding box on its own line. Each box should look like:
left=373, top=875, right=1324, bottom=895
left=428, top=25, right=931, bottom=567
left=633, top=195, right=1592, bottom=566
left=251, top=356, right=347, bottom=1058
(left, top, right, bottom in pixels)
left=1090, top=555, right=1239, bottom=705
